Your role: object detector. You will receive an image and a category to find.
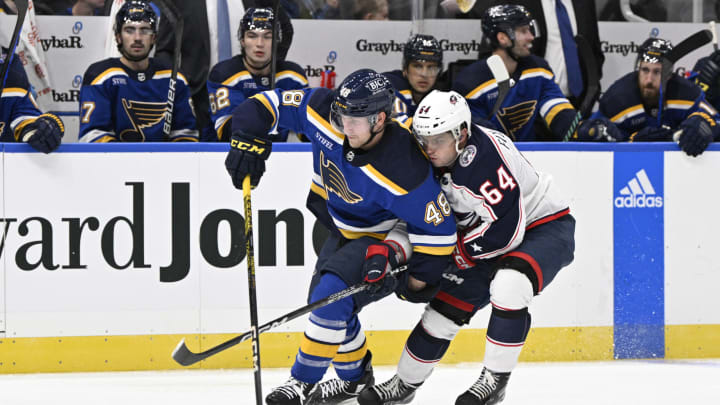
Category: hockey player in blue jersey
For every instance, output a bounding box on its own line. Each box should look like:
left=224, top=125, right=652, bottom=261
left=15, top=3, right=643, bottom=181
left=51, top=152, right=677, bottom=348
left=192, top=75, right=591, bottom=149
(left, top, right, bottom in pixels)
left=207, top=7, right=308, bottom=142
left=224, top=69, right=457, bottom=404
left=383, top=34, right=443, bottom=126
left=359, top=90, right=575, bottom=405
left=78, top=1, right=198, bottom=142
left=1, top=50, right=64, bottom=153
left=577, top=37, right=719, bottom=157
left=453, top=5, right=579, bottom=141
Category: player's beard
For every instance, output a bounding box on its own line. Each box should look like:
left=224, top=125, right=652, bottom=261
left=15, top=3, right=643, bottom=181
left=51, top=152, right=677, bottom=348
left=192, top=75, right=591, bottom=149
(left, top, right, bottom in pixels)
left=641, top=86, right=659, bottom=107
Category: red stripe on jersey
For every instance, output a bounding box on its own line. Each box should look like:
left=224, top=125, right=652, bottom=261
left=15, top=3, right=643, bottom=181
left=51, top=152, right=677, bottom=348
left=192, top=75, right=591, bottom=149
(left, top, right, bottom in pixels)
left=404, top=345, right=441, bottom=363
left=486, top=336, right=525, bottom=347
left=501, top=251, right=544, bottom=292
left=527, top=208, right=570, bottom=230
left=435, top=291, right=475, bottom=312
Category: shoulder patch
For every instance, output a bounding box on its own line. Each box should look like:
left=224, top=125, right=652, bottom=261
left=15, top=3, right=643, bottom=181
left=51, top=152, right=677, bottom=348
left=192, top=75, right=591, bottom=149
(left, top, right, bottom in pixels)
left=459, top=144, right=477, bottom=167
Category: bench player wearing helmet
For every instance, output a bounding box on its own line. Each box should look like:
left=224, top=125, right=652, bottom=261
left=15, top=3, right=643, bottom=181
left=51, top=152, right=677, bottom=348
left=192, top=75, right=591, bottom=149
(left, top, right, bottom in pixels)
left=578, top=37, right=720, bottom=157
left=207, top=7, right=308, bottom=142
left=78, top=1, right=197, bottom=142
left=383, top=34, right=444, bottom=126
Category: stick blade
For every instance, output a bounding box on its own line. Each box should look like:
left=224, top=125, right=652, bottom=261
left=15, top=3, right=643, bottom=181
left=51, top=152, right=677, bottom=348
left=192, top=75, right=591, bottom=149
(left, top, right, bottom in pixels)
left=172, top=338, right=201, bottom=367
left=668, top=30, right=713, bottom=63
left=487, top=54, right=509, bottom=83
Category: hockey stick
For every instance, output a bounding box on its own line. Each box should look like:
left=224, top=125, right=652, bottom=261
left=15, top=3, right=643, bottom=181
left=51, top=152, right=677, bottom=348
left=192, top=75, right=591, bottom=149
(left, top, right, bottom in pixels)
left=710, top=21, right=718, bottom=51
left=0, top=0, right=28, bottom=94
left=154, top=0, right=183, bottom=139
left=486, top=54, right=510, bottom=121
left=563, top=35, right=600, bottom=141
left=269, top=0, right=280, bottom=89
left=659, top=29, right=713, bottom=137
left=172, top=264, right=409, bottom=367
left=242, top=175, right=263, bottom=405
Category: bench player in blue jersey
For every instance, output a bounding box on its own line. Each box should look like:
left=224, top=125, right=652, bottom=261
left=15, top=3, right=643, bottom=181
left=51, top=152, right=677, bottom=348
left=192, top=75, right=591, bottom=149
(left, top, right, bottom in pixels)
left=453, top=5, right=580, bottom=141
left=207, top=7, right=308, bottom=142
left=224, top=69, right=457, bottom=405
left=360, top=91, right=575, bottom=405
left=577, top=37, right=720, bottom=157
left=78, top=1, right=198, bottom=142
left=383, top=34, right=443, bottom=127
left=0, top=49, right=64, bottom=153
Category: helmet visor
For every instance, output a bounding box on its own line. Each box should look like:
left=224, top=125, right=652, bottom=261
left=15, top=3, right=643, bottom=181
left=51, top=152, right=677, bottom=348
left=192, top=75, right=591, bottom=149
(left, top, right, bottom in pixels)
left=414, top=131, right=455, bottom=149
left=330, top=106, right=379, bottom=134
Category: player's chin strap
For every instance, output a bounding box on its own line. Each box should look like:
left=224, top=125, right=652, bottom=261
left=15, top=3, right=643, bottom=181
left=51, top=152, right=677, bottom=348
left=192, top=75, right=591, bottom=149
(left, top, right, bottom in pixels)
left=358, top=113, right=386, bottom=149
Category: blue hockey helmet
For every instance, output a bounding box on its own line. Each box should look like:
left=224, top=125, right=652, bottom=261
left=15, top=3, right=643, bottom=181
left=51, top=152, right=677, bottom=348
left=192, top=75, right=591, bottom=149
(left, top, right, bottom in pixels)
left=239, top=8, right=280, bottom=41
left=481, top=4, right=535, bottom=48
left=114, top=1, right=158, bottom=35
left=330, top=69, right=395, bottom=134
left=636, top=37, right=673, bottom=69
left=403, top=34, right=443, bottom=70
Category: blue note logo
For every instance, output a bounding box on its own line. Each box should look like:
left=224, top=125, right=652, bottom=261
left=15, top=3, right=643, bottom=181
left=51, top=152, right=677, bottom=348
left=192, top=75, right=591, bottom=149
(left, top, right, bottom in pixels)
left=614, top=169, right=663, bottom=208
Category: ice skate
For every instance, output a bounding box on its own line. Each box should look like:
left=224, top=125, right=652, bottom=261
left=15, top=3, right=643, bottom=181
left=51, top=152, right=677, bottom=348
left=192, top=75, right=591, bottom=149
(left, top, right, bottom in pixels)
left=357, top=374, right=421, bottom=405
left=305, top=351, right=374, bottom=404
left=455, top=367, right=510, bottom=405
left=266, top=376, right=317, bottom=405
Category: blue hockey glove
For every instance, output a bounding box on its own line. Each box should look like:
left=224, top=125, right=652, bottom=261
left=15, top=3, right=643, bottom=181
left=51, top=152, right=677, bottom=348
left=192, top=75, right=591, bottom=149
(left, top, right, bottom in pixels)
left=575, top=118, right=623, bottom=142
left=20, top=114, right=64, bottom=153
left=362, top=240, right=403, bottom=296
left=630, top=126, right=673, bottom=142
left=677, top=114, right=715, bottom=157
left=225, top=132, right=272, bottom=189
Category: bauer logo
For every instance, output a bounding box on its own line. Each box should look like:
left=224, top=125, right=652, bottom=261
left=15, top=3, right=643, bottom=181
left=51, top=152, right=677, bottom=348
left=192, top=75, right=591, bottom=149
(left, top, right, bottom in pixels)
left=614, top=169, right=663, bottom=208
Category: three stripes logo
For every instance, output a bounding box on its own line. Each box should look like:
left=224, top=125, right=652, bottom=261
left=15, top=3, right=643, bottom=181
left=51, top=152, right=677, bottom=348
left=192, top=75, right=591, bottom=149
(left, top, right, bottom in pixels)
left=614, top=169, right=663, bottom=208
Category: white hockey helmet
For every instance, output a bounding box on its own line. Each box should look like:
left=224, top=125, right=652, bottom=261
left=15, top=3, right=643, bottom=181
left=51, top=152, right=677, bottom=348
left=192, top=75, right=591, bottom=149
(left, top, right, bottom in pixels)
left=412, top=90, right=472, bottom=143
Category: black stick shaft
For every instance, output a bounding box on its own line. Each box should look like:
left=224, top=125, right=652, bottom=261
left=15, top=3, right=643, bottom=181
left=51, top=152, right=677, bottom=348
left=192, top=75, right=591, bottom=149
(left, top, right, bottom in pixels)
left=172, top=265, right=407, bottom=366
left=0, top=0, right=28, bottom=93
left=155, top=0, right=183, bottom=139
left=269, top=0, right=280, bottom=89
left=242, top=175, right=262, bottom=405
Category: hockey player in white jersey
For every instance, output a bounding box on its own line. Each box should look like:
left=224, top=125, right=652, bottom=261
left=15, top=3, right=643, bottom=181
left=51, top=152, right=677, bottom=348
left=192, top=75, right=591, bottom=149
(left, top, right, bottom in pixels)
left=358, top=90, right=575, bottom=405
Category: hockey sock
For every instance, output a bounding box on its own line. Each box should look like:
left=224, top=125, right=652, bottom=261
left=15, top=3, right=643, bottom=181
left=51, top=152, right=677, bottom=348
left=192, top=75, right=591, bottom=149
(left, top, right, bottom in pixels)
left=398, top=306, right=460, bottom=385
left=291, top=273, right=354, bottom=383
left=332, top=316, right=369, bottom=381
left=484, top=306, right=531, bottom=373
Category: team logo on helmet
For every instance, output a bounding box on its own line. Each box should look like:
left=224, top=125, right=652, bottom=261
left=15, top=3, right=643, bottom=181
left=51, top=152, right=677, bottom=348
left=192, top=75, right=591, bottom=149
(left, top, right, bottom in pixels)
left=459, top=145, right=477, bottom=167
left=339, top=87, right=351, bottom=97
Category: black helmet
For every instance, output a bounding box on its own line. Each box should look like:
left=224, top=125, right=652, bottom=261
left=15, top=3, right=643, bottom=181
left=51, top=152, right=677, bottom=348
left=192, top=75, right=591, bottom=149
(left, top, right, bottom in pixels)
left=330, top=69, right=395, bottom=134
left=481, top=4, right=534, bottom=49
left=238, top=8, right=280, bottom=42
left=636, top=37, right=673, bottom=69
left=114, top=1, right=157, bottom=35
left=403, top=34, right=443, bottom=70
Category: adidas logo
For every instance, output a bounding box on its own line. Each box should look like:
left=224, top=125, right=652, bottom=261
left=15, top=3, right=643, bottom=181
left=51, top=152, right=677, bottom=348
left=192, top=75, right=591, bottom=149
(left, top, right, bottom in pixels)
left=614, top=169, right=663, bottom=208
